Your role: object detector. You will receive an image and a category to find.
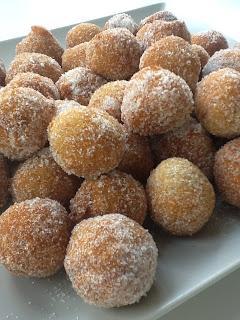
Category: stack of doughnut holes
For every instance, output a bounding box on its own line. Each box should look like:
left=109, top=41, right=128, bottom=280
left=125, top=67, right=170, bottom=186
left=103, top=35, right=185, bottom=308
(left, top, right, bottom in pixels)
left=0, top=9, right=239, bottom=308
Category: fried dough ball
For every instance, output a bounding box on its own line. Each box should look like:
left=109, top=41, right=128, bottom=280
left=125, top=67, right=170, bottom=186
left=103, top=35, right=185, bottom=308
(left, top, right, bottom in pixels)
left=191, top=44, right=210, bottom=68
left=70, top=170, right=147, bottom=224
left=11, top=148, right=80, bottom=206
left=16, top=26, right=63, bottom=64
left=88, top=80, right=127, bottom=121
left=48, top=104, right=126, bottom=178
left=0, top=87, right=55, bottom=160
left=136, top=20, right=191, bottom=50
left=64, top=214, right=158, bottom=307
left=66, top=23, right=101, bottom=48
left=0, top=58, right=6, bottom=86
left=139, top=10, right=177, bottom=29
left=86, top=28, right=142, bottom=80
left=202, top=49, right=240, bottom=77
left=147, top=158, right=216, bottom=236
left=56, top=67, right=106, bottom=105
left=151, top=118, right=215, bottom=179
left=121, top=67, right=193, bottom=136
left=195, top=68, right=240, bottom=138
left=118, top=132, right=154, bottom=182
left=104, top=13, right=138, bottom=35
left=6, top=72, right=59, bottom=99
left=140, top=36, right=201, bottom=92
left=6, top=52, right=63, bottom=84
left=191, top=30, right=228, bottom=56
left=0, top=155, right=9, bottom=208
left=62, top=42, right=88, bottom=72
left=214, top=138, right=240, bottom=208
left=0, top=198, right=71, bottom=277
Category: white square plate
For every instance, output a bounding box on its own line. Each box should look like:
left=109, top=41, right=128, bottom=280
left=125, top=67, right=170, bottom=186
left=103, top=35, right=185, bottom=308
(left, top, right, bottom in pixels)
left=0, top=3, right=239, bottom=320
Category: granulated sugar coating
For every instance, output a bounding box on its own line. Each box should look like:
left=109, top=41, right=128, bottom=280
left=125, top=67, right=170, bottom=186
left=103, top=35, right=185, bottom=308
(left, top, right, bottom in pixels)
left=118, top=131, right=154, bottom=182
left=151, top=117, right=216, bottom=179
left=104, top=13, right=138, bottom=35
left=64, top=213, right=158, bottom=308
left=86, top=28, right=142, bottom=80
left=66, top=23, right=101, bottom=48
left=0, top=198, right=71, bottom=277
left=202, top=49, right=240, bottom=77
left=234, top=43, right=240, bottom=50
left=16, top=26, right=63, bottom=64
left=6, top=52, right=63, bottom=84
left=191, top=44, right=210, bottom=68
left=54, top=99, right=82, bottom=115
left=88, top=80, right=127, bottom=121
left=11, top=148, right=80, bottom=206
left=48, top=104, right=127, bottom=178
left=6, top=72, right=60, bottom=99
left=0, top=58, right=6, bottom=86
left=0, top=154, right=9, bottom=208
left=214, top=138, right=240, bottom=208
left=62, top=43, right=88, bottom=72
left=121, top=67, right=193, bottom=136
left=69, top=170, right=147, bottom=225
left=147, top=158, right=216, bottom=236
left=191, top=30, right=228, bottom=56
left=195, top=68, right=240, bottom=138
left=0, top=87, right=55, bottom=160
left=139, top=10, right=177, bottom=29
left=140, top=36, right=201, bottom=92
left=136, top=20, right=191, bottom=50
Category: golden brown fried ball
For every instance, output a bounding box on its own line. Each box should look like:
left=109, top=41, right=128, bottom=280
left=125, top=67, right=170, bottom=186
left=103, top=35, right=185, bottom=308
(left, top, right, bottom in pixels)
left=66, top=23, right=101, bottom=48
left=48, top=104, right=127, bottom=178
left=0, top=155, right=9, bottom=208
left=11, top=148, right=80, bottom=206
left=214, top=138, right=240, bottom=208
left=139, top=10, right=177, bottom=29
left=121, top=67, right=193, bottom=136
left=191, top=44, right=210, bottom=68
left=62, top=42, right=88, bottom=72
left=0, top=58, right=6, bottom=86
left=64, top=214, right=158, bottom=307
left=6, top=72, right=59, bottom=99
left=6, top=52, right=63, bottom=84
left=140, top=36, right=201, bottom=92
left=191, top=30, right=228, bottom=56
left=136, top=19, right=191, bottom=50
left=0, top=198, right=71, bottom=277
left=151, top=117, right=216, bottom=179
left=195, top=68, right=240, bottom=138
left=147, top=158, right=216, bottom=236
left=70, top=170, right=147, bottom=225
left=104, top=13, right=138, bottom=34
left=88, top=80, right=127, bottom=121
left=86, top=28, right=142, bottom=80
left=16, top=26, right=63, bottom=64
left=56, top=67, right=106, bottom=106
left=0, top=87, right=55, bottom=160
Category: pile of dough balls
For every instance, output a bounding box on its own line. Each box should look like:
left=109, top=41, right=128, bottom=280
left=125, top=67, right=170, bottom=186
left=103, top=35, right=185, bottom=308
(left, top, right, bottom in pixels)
left=1, top=8, right=238, bottom=308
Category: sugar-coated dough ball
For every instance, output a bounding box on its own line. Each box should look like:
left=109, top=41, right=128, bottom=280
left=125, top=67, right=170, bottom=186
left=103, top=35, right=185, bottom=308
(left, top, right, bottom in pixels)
left=121, top=67, right=193, bottom=136
left=139, top=10, right=177, bottom=29
left=0, top=155, right=9, bottom=208
left=88, top=80, right=127, bottom=121
left=140, top=36, right=201, bottom=92
left=62, top=43, right=88, bottom=72
left=147, top=158, right=216, bottom=236
left=151, top=118, right=215, bottom=179
left=64, top=213, right=158, bottom=307
left=86, top=28, right=142, bottom=80
left=0, top=198, right=71, bottom=277
left=6, top=52, right=63, bottom=84
left=6, top=72, right=59, bottom=99
left=136, top=20, right=191, bottom=49
left=16, top=26, right=63, bottom=64
left=214, top=138, right=240, bottom=208
left=104, top=13, right=138, bottom=35
left=191, top=44, right=210, bottom=68
left=56, top=67, right=107, bottom=105
left=48, top=104, right=127, bottom=178
left=196, top=68, right=240, bottom=138
left=66, top=23, right=101, bottom=48
left=11, top=148, right=80, bottom=206
left=0, top=87, right=55, bottom=160
left=0, top=58, right=6, bottom=86
left=191, top=30, right=228, bottom=56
